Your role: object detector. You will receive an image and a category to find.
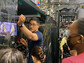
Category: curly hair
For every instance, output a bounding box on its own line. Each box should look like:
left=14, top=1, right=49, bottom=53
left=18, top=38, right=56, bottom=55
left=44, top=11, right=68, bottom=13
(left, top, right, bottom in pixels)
left=0, top=48, right=24, bottom=63
left=31, top=46, right=45, bottom=63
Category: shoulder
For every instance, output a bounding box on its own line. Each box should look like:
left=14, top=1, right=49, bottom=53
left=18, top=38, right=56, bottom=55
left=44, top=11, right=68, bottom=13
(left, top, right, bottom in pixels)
left=62, top=54, right=84, bottom=63
left=35, top=31, right=43, bottom=40
left=36, top=31, right=43, bottom=36
left=62, top=56, right=78, bottom=63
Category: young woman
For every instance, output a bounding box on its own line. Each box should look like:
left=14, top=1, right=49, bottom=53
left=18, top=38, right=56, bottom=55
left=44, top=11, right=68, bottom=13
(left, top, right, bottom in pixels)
left=31, top=46, right=46, bottom=63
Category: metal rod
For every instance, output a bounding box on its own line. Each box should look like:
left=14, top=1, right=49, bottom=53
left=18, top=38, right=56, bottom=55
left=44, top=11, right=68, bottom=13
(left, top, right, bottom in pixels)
left=0, top=12, right=41, bottom=17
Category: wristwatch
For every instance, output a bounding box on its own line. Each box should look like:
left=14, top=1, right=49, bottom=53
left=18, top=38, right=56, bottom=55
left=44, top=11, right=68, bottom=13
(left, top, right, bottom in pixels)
left=19, top=23, right=24, bottom=28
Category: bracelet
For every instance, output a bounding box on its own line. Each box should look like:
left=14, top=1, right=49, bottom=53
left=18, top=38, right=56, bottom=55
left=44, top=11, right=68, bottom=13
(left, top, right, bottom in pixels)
left=19, top=23, right=24, bottom=28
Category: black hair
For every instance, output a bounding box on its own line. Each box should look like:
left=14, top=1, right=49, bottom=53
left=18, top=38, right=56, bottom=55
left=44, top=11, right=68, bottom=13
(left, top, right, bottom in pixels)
left=31, top=46, right=45, bottom=63
left=77, top=18, right=84, bottom=35
left=29, top=17, right=40, bottom=24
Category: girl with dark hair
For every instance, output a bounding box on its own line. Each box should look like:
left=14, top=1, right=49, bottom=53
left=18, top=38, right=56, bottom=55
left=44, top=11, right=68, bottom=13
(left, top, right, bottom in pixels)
left=31, top=46, right=46, bottom=63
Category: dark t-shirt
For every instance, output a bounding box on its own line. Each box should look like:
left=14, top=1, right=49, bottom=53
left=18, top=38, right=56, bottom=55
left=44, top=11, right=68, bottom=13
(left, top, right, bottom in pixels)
left=28, top=31, right=43, bottom=63
left=28, top=30, right=43, bottom=55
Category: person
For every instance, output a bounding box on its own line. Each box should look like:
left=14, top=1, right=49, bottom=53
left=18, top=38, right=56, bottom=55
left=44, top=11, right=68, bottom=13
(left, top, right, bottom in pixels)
left=0, top=23, right=4, bottom=33
left=60, top=35, right=67, bottom=58
left=60, top=23, right=72, bottom=54
left=0, top=48, right=24, bottom=63
left=60, top=35, right=67, bottom=53
left=11, top=24, right=15, bottom=36
left=17, top=14, right=43, bottom=63
left=31, top=46, right=46, bottom=63
left=62, top=18, right=84, bottom=63
left=60, top=30, right=71, bottom=59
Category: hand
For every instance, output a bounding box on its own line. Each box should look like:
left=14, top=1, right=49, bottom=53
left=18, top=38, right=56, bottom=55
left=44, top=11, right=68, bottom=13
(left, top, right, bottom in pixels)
left=61, top=50, right=64, bottom=53
left=70, top=50, right=77, bottom=56
left=20, top=38, right=28, bottom=47
left=17, top=14, right=26, bottom=26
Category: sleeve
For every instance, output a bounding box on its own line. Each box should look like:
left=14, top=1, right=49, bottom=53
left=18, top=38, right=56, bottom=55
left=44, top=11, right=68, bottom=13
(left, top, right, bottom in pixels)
left=36, top=32, right=43, bottom=40
left=62, top=58, right=73, bottom=63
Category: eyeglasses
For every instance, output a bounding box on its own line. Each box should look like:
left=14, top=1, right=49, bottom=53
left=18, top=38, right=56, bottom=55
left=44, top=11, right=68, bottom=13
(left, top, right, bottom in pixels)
left=69, top=34, right=80, bottom=39
left=28, top=24, right=38, bottom=26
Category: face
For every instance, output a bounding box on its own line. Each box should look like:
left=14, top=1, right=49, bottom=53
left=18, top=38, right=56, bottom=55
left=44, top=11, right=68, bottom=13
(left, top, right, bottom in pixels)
left=29, top=20, right=40, bottom=32
left=67, top=21, right=80, bottom=50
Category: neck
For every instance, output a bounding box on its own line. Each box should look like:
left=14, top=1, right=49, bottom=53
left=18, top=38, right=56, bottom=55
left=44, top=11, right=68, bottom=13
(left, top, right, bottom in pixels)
left=75, top=45, right=84, bottom=55
left=35, top=29, right=38, bottom=32
left=32, top=29, right=38, bottom=33
left=34, top=60, right=41, bottom=63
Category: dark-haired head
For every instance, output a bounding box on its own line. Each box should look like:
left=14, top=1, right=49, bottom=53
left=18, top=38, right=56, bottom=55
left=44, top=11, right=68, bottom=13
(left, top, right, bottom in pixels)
left=31, top=46, right=46, bottom=63
left=29, top=17, right=40, bottom=24
left=0, top=48, right=24, bottom=63
left=28, top=18, right=40, bottom=32
left=67, top=18, right=84, bottom=54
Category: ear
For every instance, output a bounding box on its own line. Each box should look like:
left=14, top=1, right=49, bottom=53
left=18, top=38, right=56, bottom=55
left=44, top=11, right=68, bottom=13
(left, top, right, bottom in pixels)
left=80, top=35, right=84, bottom=43
left=44, top=55, right=46, bottom=60
left=76, top=35, right=83, bottom=44
left=32, top=56, right=35, bottom=60
left=38, top=24, right=40, bottom=28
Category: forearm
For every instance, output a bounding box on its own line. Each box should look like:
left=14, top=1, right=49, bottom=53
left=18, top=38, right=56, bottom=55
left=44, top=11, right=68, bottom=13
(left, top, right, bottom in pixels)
left=20, top=25, right=33, bottom=39
left=60, top=42, right=64, bottom=50
left=17, top=14, right=38, bottom=40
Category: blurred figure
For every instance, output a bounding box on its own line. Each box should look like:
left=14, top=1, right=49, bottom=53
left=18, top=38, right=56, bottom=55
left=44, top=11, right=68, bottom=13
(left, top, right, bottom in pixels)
left=60, top=35, right=67, bottom=53
left=31, top=46, right=46, bottom=63
left=0, top=48, right=24, bottom=63
left=17, top=14, right=43, bottom=63
left=60, top=30, right=71, bottom=58
left=11, top=24, right=15, bottom=36
left=0, top=23, right=4, bottom=33
left=62, top=18, right=84, bottom=63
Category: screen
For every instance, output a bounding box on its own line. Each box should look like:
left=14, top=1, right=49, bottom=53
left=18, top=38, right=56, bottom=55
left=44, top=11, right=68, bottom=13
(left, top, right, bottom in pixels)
left=0, top=22, right=17, bottom=36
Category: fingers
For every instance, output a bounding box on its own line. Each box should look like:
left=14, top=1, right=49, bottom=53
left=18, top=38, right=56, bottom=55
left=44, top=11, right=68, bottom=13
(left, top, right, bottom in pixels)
left=20, top=38, right=28, bottom=46
left=61, top=50, right=63, bottom=53
left=20, top=15, right=25, bottom=22
left=18, top=14, right=26, bottom=23
left=20, top=38, right=25, bottom=42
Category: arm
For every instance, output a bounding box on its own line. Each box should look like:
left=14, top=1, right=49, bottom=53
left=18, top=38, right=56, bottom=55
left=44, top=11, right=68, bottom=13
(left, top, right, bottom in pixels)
left=17, top=14, right=38, bottom=41
left=20, top=38, right=28, bottom=47
left=60, top=40, right=64, bottom=52
left=20, top=26, right=38, bottom=41
left=60, top=37, right=66, bottom=52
